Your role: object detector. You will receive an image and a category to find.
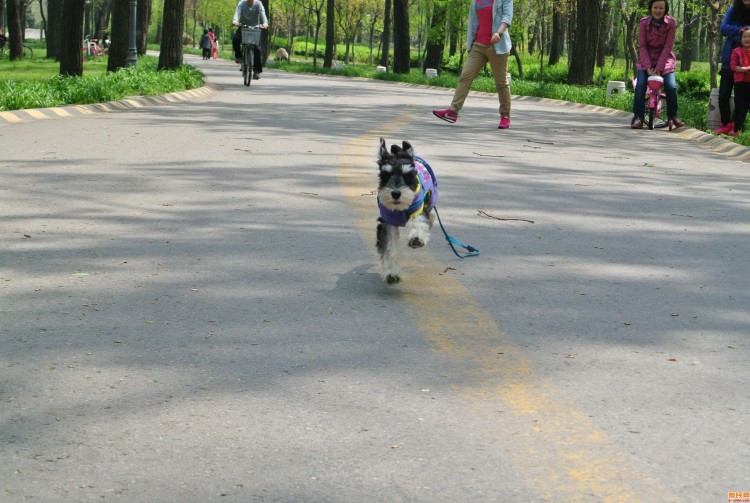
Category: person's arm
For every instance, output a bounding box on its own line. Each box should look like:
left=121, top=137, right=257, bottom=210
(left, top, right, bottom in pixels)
left=731, top=48, right=745, bottom=72
left=258, top=3, right=269, bottom=28
left=655, top=17, right=676, bottom=74
left=637, top=18, right=652, bottom=72
left=232, top=0, right=242, bottom=25
left=720, top=7, right=743, bottom=41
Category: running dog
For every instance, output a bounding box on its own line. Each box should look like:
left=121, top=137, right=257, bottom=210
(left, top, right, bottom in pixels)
left=376, top=138, right=438, bottom=284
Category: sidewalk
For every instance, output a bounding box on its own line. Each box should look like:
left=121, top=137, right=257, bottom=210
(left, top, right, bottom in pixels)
left=1, top=55, right=748, bottom=503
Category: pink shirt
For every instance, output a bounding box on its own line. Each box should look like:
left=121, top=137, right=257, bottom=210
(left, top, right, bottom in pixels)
left=475, top=0, right=495, bottom=45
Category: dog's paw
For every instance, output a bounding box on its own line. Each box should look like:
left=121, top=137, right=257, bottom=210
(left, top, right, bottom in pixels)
left=385, top=274, right=401, bottom=285
left=408, top=237, right=425, bottom=249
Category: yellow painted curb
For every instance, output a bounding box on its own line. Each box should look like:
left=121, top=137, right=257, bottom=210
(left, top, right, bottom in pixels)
left=0, top=83, right=216, bottom=125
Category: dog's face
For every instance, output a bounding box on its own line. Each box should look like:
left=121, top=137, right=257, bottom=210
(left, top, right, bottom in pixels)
left=377, top=138, right=419, bottom=211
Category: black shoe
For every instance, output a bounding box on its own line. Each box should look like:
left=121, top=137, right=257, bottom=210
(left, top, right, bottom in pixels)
left=253, top=72, right=260, bottom=80
left=235, top=57, right=241, bottom=63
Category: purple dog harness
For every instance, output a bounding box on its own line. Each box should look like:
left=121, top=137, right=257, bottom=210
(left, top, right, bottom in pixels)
left=378, top=158, right=438, bottom=227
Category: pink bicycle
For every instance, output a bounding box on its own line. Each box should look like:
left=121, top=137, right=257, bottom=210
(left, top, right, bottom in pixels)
left=633, top=75, right=668, bottom=130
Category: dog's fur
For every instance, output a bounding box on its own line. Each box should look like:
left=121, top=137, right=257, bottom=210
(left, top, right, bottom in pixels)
left=376, top=138, right=437, bottom=284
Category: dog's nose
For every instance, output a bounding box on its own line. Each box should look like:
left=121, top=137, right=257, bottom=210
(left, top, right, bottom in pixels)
left=391, top=190, right=401, bottom=200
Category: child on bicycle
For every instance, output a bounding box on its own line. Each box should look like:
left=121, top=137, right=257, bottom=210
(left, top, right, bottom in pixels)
left=630, top=0, right=684, bottom=130
left=729, top=27, right=750, bottom=136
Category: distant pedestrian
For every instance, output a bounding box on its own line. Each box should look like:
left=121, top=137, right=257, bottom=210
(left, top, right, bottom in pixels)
left=432, top=0, right=514, bottom=129
left=199, top=29, right=212, bottom=60
left=209, top=29, right=218, bottom=59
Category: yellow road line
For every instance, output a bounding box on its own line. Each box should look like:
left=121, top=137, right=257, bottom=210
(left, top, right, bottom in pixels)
left=336, top=112, right=679, bottom=502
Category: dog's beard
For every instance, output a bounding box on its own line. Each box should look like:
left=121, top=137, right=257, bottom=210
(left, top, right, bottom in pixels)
left=377, top=186, right=418, bottom=211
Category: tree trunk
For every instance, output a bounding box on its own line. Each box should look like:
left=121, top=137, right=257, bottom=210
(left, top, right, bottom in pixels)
left=37, top=0, right=47, bottom=40
left=567, top=0, right=601, bottom=85
left=137, top=0, right=152, bottom=55
left=59, top=0, right=85, bottom=76
left=680, top=0, right=696, bottom=71
left=107, top=0, right=129, bottom=71
left=158, top=0, right=185, bottom=70
left=379, top=0, right=391, bottom=67
left=323, top=0, right=334, bottom=68
left=6, top=0, right=24, bottom=60
left=46, top=0, right=63, bottom=59
left=95, top=0, right=112, bottom=40
left=548, top=9, right=564, bottom=65
left=528, top=23, right=538, bottom=55
left=597, top=0, right=611, bottom=69
left=392, top=0, right=409, bottom=73
left=422, top=2, right=446, bottom=73
left=704, top=0, right=722, bottom=88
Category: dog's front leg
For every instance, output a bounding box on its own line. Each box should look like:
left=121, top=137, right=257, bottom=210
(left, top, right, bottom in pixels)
left=377, top=219, right=401, bottom=284
left=405, top=214, right=431, bottom=249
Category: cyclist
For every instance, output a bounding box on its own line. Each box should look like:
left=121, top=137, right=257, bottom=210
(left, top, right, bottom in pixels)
left=232, top=0, right=268, bottom=80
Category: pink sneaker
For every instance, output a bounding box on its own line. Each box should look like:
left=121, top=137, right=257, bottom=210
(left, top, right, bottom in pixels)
left=433, top=108, right=458, bottom=123
left=714, top=122, right=734, bottom=135
left=498, top=116, right=511, bottom=129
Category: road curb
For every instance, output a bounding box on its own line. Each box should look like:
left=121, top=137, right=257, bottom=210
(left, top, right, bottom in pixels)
left=512, top=93, right=750, bottom=162
left=0, top=82, right=218, bottom=125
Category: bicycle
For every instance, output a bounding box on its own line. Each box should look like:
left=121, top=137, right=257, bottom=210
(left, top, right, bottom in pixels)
left=633, top=75, right=668, bottom=130
left=82, top=36, right=105, bottom=59
left=238, top=24, right=261, bottom=86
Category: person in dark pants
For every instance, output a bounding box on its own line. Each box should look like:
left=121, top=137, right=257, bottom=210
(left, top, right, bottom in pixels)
left=199, top=29, right=212, bottom=60
left=231, top=0, right=268, bottom=79
left=715, top=0, right=750, bottom=134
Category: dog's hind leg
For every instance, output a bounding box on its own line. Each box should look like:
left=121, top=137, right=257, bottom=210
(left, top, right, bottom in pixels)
left=405, top=215, right=431, bottom=249
left=377, top=219, right=401, bottom=284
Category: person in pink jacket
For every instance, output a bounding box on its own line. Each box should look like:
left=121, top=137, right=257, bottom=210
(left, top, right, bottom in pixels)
left=630, top=0, right=685, bottom=129
left=729, top=27, right=750, bottom=135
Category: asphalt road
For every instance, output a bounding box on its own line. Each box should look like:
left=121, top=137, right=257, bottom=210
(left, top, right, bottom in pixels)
left=1, top=56, right=749, bottom=502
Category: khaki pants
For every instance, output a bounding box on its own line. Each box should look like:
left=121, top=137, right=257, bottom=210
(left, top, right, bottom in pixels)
left=451, top=43, right=511, bottom=117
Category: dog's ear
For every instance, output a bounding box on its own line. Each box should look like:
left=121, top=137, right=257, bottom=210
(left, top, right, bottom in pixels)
left=401, top=141, right=414, bottom=158
left=378, top=138, right=390, bottom=163
left=390, top=144, right=402, bottom=155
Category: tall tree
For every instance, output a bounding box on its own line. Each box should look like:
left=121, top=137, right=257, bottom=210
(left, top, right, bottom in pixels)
left=392, top=0, right=410, bottom=73
left=107, top=0, right=130, bottom=71
left=46, top=0, right=63, bottom=59
left=567, top=0, right=601, bottom=84
left=379, top=0, right=391, bottom=67
left=548, top=8, right=565, bottom=65
left=324, top=0, right=334, bottom=67
left=158, top=0, right=186, bottom=70
left=6, top=0, right=24, bottom=60
left=423, top=1, right=446, bottom=73
left=59, top=0, right=85, bottom=76
left=137, top=0, right=152, bottom=55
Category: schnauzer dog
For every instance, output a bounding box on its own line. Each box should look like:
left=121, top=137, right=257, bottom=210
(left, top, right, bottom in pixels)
left=376, top=138, right=438, bottom=284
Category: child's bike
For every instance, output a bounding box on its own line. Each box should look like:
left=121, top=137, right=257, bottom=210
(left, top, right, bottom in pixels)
left=239, top=25, right=261, bottom=87
left=643, top=75, right=669, bottom=130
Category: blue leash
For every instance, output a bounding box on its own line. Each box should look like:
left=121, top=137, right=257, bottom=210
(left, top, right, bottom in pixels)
left=415, top=156, right=479, bottom=259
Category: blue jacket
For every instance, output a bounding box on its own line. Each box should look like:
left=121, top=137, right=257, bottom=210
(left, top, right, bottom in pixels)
left=721, top=6, right=750, bottom=69
left=466, top=0, right=513, bottom=55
